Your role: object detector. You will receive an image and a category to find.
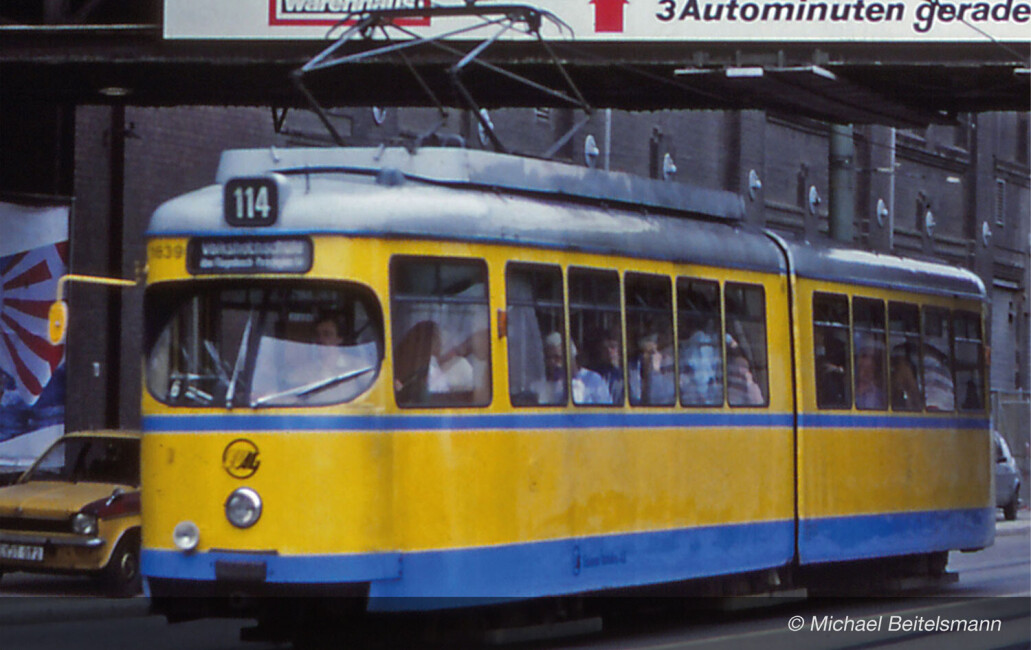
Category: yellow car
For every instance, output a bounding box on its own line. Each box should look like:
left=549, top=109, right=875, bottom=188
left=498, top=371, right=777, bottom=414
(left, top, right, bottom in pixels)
left=0, top=430, right=141, bottom=596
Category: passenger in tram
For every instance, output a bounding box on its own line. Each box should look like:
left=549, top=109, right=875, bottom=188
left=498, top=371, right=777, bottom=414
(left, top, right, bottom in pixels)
left=439, top=328, right=491, bottom=403
left=890, top=346, right=923, bottom=410
left=726, top=336, right=764, bottom=406
left=815, top=331, right=848, bottom=407
left=854, top=336, right=886, bottom=410
left=628, top=333, right=675, bottom=405
left=532, top=332, right=610, bottom=405
left=394, top=320, right=449, bottom=404
left=585, top=327, right=624, bottom=404
left=922, top=344, right=955, bottom=411
left=679, top=327, right=723, bottom=406
left=726, top=349, right=765, bottom=406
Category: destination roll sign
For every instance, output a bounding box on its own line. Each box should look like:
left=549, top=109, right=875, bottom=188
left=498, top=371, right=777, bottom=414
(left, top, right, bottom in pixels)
left=187, top=237, right=313, bottom=275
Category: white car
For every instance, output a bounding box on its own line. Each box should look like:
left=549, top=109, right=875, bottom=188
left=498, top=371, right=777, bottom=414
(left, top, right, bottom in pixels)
left=994, top=431, right=1021, bottom=521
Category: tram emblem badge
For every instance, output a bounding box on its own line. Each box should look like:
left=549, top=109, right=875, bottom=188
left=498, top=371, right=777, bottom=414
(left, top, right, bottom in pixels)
left=222, top=439, right=261, bottom=479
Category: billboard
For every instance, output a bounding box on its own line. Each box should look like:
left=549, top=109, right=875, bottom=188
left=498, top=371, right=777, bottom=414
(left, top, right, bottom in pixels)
left=165, top=0, right=1031, bottom=42
left=0, top=198, right=69, bottom=471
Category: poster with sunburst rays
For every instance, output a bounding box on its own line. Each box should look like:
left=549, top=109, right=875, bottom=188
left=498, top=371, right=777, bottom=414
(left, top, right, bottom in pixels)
left=0, top=198, right=69, bottom=470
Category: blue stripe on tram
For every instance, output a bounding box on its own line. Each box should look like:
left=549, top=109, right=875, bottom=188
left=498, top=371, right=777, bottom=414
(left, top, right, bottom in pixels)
left=142, top=518, right=796, bottom=610
left=142, top=411, right=795, bottom=432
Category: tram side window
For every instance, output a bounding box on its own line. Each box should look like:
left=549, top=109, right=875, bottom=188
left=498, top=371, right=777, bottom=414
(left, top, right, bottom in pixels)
left=725, top=283, right=768, bottom=407
left=813, top=292, right=851, bottom=409
left=568, top=268, right=622, bottom=406
left=391, top=257, right=490, bottom=407
left=626, top=273, right=675, bottom=406
left=888, top=302, right=924, bottom=411
left=507, top=264, right=567, bottom=406
left=953, top=310, right=985, bottom=411
left=677, top=278, right=723, bottom=407
left=922, top=307, right=955, bottom=412
left=853, top=297, right=887, bottom=410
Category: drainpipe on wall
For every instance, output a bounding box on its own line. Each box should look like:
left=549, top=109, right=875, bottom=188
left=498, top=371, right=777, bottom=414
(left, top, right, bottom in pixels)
left=829, top=123, right=855, bottom=243
left=106, top=103, right=125, bottom=429
left=603, top=109, right=612, bottom=171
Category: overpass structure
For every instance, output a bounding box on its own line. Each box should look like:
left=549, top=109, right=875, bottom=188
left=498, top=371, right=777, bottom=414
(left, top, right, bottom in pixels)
left=0, top=1, right=1028, bottom=127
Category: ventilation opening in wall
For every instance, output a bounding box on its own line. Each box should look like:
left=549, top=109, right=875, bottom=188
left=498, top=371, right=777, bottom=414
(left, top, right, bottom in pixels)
left=995, top=179, right=1006, bottom=228
left=1018, top=116, right=1029, bottom=165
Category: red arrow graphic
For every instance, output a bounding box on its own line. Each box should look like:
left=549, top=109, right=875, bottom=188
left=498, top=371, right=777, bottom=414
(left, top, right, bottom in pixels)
left=591, top=0, right=628, bottom=33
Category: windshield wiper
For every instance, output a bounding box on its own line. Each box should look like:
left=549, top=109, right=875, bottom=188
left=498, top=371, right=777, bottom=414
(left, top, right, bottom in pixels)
left=226, top=311, right=255, bottom=410
left=250, top=365, right=375, bottom=408
left=204, top=341, right=231, bottom=386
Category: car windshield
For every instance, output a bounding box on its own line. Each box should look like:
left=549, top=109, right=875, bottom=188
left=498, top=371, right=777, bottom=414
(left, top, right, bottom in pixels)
left=24, top=437, right=140, bottom=486
left=145, top=281, right=383, bottom=408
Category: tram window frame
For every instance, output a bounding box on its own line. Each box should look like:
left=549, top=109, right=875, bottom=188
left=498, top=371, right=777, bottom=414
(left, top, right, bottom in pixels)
left=677, top=277, right=724, bottom=407
left=625, top=272, right=676, bottom=407
left=813, top=292, right=852, bottom=410
left=390, top=256, right=491, bottom=408
left=568, top=267, right=623, bottom=407
left=953, top=310, right=986, bottom=412
left=724, top=282, right=769, bottom=408
left=888, top=302, right=924, bottom=412
left=922, top=306, right=956, bottom=412
left=506, top=263, right=568, bottom=407
left=852, top=297, right=888, bottom=411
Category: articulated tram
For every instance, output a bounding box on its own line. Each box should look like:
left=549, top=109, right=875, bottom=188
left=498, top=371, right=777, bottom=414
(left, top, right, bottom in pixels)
left=139, top=146, right=991, bottom=629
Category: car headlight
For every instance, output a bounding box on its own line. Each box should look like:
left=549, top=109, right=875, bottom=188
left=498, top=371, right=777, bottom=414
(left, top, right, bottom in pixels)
left=173, top=521, right=200, bottom=552
left=72, top=512, right=98, bottom=536
left=225, top=487, right=262, bottom=528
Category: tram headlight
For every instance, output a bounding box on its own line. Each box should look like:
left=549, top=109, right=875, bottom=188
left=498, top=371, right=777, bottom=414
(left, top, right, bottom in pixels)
left=225, top=487, right=262, bottom=528
left=173, top=521, right=200, bottom=552
left=72, top=512, right=97, bottom=536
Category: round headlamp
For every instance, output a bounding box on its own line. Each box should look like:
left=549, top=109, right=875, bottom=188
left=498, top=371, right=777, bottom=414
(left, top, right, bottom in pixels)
left=173, top=520, right=200, bottom=552
left=72, top=512, right=98, bottom=536
left=225, top=487, right=262, bottom=528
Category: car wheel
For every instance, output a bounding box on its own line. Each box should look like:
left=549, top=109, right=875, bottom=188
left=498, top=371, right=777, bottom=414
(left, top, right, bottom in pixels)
left=103, top=532, right=142, bottom=597
left=1003, top=491, right=1019, bottom=521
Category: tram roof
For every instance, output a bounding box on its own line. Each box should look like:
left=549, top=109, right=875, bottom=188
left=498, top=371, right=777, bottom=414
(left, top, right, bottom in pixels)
left=783, top=238, right=986, bottom=301
left=213, top=146, right=748, bottom=223
left=149, top=146, right=786, bottom=274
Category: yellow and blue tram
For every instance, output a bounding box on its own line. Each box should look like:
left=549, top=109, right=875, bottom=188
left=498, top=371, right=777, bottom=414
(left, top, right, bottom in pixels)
left=139, top=146, right=991, bottom=622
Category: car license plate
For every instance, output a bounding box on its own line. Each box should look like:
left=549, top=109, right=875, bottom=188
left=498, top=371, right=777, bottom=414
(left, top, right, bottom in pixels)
left=0, top=543, right=44, bottom=562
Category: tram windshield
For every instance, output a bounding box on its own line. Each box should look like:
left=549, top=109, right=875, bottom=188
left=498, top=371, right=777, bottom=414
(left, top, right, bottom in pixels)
left=145, top=282, right=383, bottom=408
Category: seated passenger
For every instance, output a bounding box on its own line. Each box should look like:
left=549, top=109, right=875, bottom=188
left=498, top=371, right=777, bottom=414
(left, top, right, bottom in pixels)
left=629, top=333, right=675, bottom=405
left=890, top=349, right=923, bottom=410
left=679, top=328, right=722, bottom=406
left=585, top=328, right=624, bottom=404
left=815, top=331, right=848, bottom=407
left=922, top=344, right=955, bottom=411
left=854, top=337, right=886, bottom=410
left=446, top=328, right=491, bottom=403
left=532, top=333, right=610, bottom=405
left=440, top=355, right=475, bottom=392
left=726, top=344, right=764, bottom=406
left=394, top=320, right=448, bottom=404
